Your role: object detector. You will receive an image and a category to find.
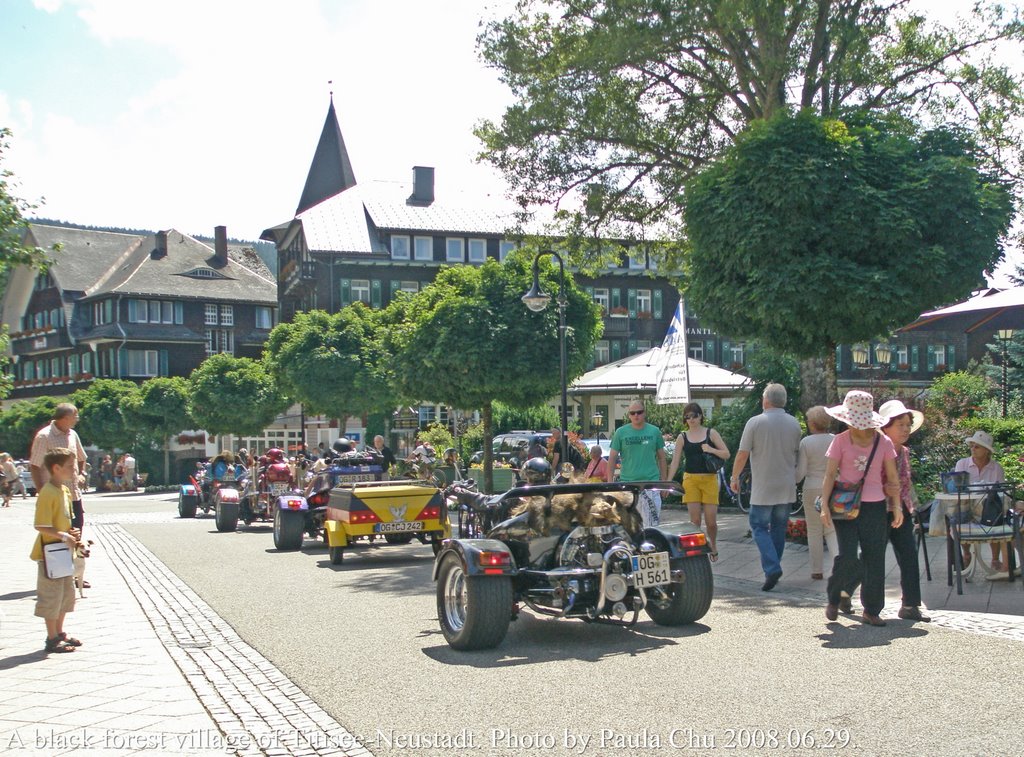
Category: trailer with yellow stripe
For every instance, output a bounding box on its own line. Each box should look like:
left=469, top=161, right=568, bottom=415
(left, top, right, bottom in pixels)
left=324, top=480, right=450, bottom=565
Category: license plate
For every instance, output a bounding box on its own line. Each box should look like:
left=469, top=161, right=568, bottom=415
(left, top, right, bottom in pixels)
left=270, top=482, right=289, bottom=495
left=374, top=521, right=424, bottom=533
left=337, top=473, right=377, bottom=483
left=631, top=552, right=670, bottom=587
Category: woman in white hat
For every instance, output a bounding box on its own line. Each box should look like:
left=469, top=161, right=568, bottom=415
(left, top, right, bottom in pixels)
left=955, top=430, right=1010, bottom=573
left=878, top=400, right=929, bottom=621
left=820, top=391, right=902, bottom=626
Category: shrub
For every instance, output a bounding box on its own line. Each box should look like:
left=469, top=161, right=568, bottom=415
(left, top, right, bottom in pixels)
left=924, top=371, right=991, bottom=422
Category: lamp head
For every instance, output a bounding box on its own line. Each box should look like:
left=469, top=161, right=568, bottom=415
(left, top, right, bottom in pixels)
left=521, top=277, right=550, bottom=312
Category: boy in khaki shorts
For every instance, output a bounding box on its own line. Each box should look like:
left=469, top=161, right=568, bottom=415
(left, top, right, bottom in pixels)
left=31, top=447, right=83, bottom=653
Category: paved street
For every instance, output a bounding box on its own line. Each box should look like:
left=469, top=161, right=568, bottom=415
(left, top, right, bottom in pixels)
left=2, top=490, right=1023, bottom=756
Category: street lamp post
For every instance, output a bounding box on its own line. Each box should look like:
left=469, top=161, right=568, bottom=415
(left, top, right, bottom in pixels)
left=851, top=342, right=892, bottom=396
left=997, top=329, right=1014, bottom=418
left=591, top=411, right=604, bottom=441
left=522, top=250, right=569, bottom=468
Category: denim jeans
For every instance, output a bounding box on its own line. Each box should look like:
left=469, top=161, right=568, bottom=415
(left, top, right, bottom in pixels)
left=749, top=503, right=790, bottom=577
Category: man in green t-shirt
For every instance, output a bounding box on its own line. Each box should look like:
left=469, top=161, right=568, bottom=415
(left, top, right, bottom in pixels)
left=608, top=401, right=667, bottom=527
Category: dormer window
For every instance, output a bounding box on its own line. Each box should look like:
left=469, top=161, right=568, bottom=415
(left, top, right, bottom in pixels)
left=183, top=267, right=228, bottom=280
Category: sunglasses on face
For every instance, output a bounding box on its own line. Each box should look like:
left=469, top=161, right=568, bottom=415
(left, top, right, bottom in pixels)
left=629, top=409, right=645, bottom=416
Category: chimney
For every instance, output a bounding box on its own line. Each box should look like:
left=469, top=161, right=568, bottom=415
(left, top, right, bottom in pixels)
left=407, top=166, right=435, bottom=206
left=153, top=230, right=168, bottom=259
left=214, top=225, right=228, bottom=266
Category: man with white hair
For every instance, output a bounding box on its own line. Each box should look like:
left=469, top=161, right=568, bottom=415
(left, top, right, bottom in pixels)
left=731, top=383, right=801, bottom=591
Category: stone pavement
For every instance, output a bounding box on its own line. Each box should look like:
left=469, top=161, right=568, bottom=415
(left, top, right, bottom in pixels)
left=1, top=498, right=1021, bottom=757
left=683, top=507, right=1024, bottom=641
left=0, top=502, right=367, bottom=757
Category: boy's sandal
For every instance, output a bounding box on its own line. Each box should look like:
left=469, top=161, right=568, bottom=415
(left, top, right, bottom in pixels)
left=45, top=636, right=75, bottom=653
left=57, top=632, right=82, bottom=647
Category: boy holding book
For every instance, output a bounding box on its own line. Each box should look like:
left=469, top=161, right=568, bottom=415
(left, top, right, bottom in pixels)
left=30, top=447, right=83, bottom=653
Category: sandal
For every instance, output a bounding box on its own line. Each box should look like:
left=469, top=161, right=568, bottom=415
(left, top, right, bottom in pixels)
left=44, top=636, right=75, bottom=653
left=57, top=632, right=82, bottom=647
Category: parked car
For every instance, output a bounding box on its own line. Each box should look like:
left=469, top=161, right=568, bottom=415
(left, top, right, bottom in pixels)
left=434, top=480, right=714, bottom=650
left=470, top=431, right=553, bottom=465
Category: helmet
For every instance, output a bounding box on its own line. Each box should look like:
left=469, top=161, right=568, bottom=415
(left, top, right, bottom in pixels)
left=333, top=437, right=353, bottom=454
left=443, top=447, right=457, bottom=461
left=265, top=448, right=285, bottom=463
left=522, top=457, right=552, bottom=485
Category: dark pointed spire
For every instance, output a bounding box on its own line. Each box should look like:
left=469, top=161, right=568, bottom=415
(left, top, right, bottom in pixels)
left=296, top=94, right=357, bottom=215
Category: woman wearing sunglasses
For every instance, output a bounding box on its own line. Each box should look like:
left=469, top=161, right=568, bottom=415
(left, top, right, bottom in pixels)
left=667, top=403, right=730, bottom=561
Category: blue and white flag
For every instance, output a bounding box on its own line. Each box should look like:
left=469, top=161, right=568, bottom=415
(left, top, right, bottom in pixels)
left=655, top=297, right=690, bottom=405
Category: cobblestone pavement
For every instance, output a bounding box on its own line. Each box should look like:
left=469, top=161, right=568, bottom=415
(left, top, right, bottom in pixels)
left=94, top=523, right=369, bottom=757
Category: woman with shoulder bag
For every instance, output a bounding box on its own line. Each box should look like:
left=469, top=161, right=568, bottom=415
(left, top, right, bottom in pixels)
left=667, top=403, right=730, bottom=562
left=820, top=391, right=902, bottom=626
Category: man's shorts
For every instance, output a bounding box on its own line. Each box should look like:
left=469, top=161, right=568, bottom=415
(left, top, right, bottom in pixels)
left=683, top=472, right=720, bottom=505
left=35, top=562, right=75, bottom=618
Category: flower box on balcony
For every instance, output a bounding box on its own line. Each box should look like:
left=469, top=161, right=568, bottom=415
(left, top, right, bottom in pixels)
left=897, top=363, right=910, bottom=371
left=609, top=307, right=629, bottom=317
left=637, top=310, right=653, bottom=320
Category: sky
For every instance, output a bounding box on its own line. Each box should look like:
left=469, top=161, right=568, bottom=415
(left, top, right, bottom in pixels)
left=1, top=0, right=1021, bottom=282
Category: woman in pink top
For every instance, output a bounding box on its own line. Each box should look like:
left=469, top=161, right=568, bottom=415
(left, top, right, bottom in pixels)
left=583, top=445, right=609, bottom=482
left=820, top=391, right=902, bottom=627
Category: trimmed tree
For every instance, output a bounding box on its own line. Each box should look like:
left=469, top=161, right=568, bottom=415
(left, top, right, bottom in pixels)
left=122, top=377, right=193, bottom=484
left=187, top=354, right=288, bottom=443
left=384, top=257, right=602, bottom=491
left=684, top=111, right=1014, bottom=404
left=263, top=305, right=395, bottom=430
left=0, top=395, right=61, bottom=457
left=72, top=379, right=143, bottom=455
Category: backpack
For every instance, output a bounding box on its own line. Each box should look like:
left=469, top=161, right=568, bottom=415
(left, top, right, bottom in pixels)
left=564, top=443, right=585, bottom=472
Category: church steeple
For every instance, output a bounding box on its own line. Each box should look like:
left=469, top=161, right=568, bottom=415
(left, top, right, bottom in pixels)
left=296, top=94, right=357, bottom=215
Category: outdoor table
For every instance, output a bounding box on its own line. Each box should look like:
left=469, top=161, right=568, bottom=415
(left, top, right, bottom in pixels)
left=932, top=490, right=1020, bottom=585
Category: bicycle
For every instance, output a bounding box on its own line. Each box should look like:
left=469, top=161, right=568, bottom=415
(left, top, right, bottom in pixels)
left=718, top=466, right=802, bottom=516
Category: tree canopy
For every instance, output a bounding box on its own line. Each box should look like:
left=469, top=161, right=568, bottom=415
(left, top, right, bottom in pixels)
left=72, top=379, right=143, bottom=453
left=384, top=256, right=602, bottom=488
left=685, top=110, right=1014, bottom=361
left=122, top=377, right=193, bottom=483
left=477, top=0, right=1023, bottom=240
left=263, top=305, right=395, bottom=420
left=187, top=354, right=288, bottom=439
left=1, top=128, right=54, bottom=272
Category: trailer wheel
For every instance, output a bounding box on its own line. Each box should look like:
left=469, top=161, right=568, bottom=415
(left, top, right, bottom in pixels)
left=436, top=554, right=512, bottom=650
left=274, top=508, right=305, bottom=550
left=384, top=533, right=415, bottom=545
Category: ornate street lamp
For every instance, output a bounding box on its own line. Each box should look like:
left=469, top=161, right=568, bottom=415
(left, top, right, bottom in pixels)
left=997, top=329, right=1014, bottom=418
left=851, top=342, right=891, bottom=396
left=523, top=250, right=569, bottom=467
left=591, top=410, right=604, bottom=441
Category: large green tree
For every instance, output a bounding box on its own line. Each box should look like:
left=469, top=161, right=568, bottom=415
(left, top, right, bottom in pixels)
left=0, top=395, right=61, bottom=457
left=685, top=110, right=1014, bottom=402
left=384, top=256, right=602, bottom=490
left=477, top=0, right=1023, bottom=238
left=1, top=128, right=53, bottom=273
left=263, top=305, right=395, bottom=425
left=122, top=377, right=193, bottom=484
left=187, top=354, right=288, bottom=440
left=477, top=1, right=1023, bottom=403
left=72, top=379, right=143, bottom=454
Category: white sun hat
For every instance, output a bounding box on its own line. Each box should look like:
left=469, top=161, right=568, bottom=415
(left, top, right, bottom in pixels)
left=878, top=399, right=924, bottom=435
left=825, top=390, right=884, bottom=430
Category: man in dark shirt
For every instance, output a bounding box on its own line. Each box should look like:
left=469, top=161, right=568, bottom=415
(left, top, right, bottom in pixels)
left=373, top=435, right=397, bottom=470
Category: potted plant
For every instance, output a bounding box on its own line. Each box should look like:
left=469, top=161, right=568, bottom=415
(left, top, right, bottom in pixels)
left=898, top=362, right=910, bottom=371
left=609, top=306, right=629, bottom=317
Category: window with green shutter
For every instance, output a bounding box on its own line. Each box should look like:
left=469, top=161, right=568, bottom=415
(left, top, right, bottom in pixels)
left=653, top=289, right=663, bottom=319
left=947, top=345, right=955, bottom=370
left=159, top=350, right=169, bottom=376
left=627, top=289, right=638, bottom=318
left=911, top=344, right=919, bottom=371
left=720, top=340, right=731, bottom=367
left=926, top=344, right=936, bottom=372
left=705, top=340, right=715, bottom=363
left=628, top=339, right=637, bottom=354
left=611, top=288, right=621, bottom=310
left=174, top=302, right=184, bottom=324
left=339, top=279, right=351, bottom=307
left=371, top=280, right=382, bottom=308
left=611, top=340, right=621, bottom=361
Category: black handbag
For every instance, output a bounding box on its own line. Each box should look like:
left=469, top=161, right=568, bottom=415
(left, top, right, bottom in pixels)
left=702, top=433, right=725, bottom=473
left=978, top=489, right=1006, bottom=527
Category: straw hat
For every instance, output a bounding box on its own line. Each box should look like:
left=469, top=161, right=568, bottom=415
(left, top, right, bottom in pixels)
left=825, top=390, right=884, bottom=430
left=878, top=400, right=924, bottom=435
left=964, top=430, right=995, bottom=453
